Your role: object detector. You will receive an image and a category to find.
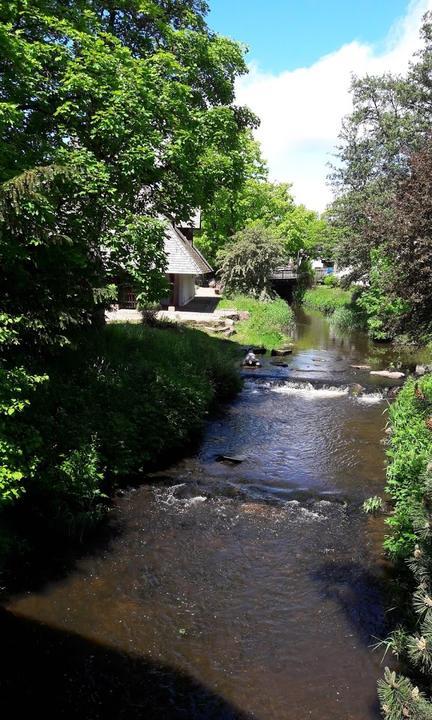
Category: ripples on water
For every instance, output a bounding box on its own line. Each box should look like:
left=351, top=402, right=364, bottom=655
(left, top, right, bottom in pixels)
left=3, top=309, right=409, bottom=720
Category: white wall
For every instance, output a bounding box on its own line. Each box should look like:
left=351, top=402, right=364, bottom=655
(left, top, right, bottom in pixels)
left=178, top=275, right=195, bottom=306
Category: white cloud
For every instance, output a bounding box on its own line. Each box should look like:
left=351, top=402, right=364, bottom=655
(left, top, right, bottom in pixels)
left=236, top=0, right=432, bottom=212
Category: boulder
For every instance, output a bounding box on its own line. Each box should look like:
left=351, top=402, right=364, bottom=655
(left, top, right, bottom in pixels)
left=212, top=324, right=233, bottom=334
left=370, top=370, right=405, bottom=379
left=387, top=386, right=401, bottom=400
left=223, top=328, right=236, bottom=338
left=220, top=312, right=240, bottom=322
left=351, top=364, right=371, bottom=370
left=350, top=383, right=365, bottom=396
left=216, top=454, right=246, bottom=464
left=238, top=311, right=251, bottom=321
left=271, top=348, right=293, bottom=357
left=415, top=364, right=432, bottom=376
left=242, top=350, right=261, bottom=368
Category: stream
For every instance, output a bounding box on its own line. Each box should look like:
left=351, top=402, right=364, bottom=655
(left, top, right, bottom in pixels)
left=1, top=309, right=423, bottom=720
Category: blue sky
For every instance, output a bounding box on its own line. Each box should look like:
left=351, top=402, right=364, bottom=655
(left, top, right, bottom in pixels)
left=207, top=0, right=431, bottom=210
left=208, top=0, right=408, bottom=73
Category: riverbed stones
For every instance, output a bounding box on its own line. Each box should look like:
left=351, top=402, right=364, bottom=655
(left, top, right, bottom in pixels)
left=271, top=347, right=293, bottom=357
left=216, top=454, right=246, bottom=464
left=387, top=386, right=402, bottom=400
left=350, top=383, right=365, bottom=396
left=415, top=364, right=432, bottom=376
left=370, top=370, right=405, bottom=379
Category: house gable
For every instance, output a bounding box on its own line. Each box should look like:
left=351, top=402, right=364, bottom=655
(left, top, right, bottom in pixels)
left=164, top=224, right=212, bottom=275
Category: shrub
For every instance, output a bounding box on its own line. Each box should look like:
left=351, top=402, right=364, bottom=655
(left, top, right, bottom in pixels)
left=385, top=374, right=432, bottom=557
left=356, top=250, right=410, bottom=341
left=362, top=495, right=384, bottom=514
left=0, top=324, right=241, bottom=543
left=323, top=274, right=338, bottom=287
left=217, top=224, right=284, bottom=299
left=331, top=304, right=367, bottom=333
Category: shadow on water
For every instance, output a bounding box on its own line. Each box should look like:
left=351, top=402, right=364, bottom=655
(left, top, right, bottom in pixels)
left=0, top=607, right=256, bottom=720
left=311, top=560, right=389, bottom=646
left=311, top=559, right=392, bottom=719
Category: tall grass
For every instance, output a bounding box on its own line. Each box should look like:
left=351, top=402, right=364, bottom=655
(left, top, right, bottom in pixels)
left=303, top=286, right=353, bottom=314
left=219, top=294, right=294, bottom=349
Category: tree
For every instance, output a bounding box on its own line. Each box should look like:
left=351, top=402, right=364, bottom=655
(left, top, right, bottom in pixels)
left=0, top=0, right=256, bottom=506
left=197, top=134, right=336, bottom=267
left=385, top=144, right=432, bottom=337
left=217, top=224, right=284, bottom=298
left=0, top=0, right=255, bottom=348
left=329, top=11, right=432, bottom=338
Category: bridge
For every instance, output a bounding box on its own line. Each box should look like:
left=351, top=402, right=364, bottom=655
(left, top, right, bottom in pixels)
left=270, top=266, right=299, bottom=300
left=270, top=266, right=329, bottom=300
left=271, top=267, right=298, bottom=281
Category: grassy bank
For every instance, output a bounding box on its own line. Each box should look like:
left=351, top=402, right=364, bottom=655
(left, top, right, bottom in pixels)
left=219, top=294, right=294, bottom=350
left=385, top=375, right=432, bottom=558
left=303, top=286, right=353, bottom=314
left=303, top=286, right=367, bottom=333
left=0, top=323, right=241, bottom=554
left=376, top=374, right=432, bottom=716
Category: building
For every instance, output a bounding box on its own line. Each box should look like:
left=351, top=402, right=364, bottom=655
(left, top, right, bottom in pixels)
left=117, top=221, right=212, bottom=310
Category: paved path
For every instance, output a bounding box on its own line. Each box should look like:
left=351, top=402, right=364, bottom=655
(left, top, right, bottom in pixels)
left=106, top=288, right=236, bottom=325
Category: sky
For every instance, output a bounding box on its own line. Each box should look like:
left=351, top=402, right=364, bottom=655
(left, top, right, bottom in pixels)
left=207, top=0, right=432, bottom=212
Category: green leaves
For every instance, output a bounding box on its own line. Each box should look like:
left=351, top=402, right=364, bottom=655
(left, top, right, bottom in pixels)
left=330, top=12, right=432, bottom=340
left=217, top=223, right=284, bottom=299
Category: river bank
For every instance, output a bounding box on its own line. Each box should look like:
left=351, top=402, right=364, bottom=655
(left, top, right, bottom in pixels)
left=374, top=374, right=432, bottom=718
left=304, top=286, right=432, bottom=360
left=0, top=322, right=242, bottom=573
left=0, top=295, right=295, bottom=576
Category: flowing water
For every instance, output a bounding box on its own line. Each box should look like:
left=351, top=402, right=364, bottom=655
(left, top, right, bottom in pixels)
left=2, top=310, right=421, bottom=720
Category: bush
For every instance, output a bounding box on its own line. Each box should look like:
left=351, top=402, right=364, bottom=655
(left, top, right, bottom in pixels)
left=330, top=304, right=367, bottom=332
left=362, top=495, right=384, bottom=514
left=377, top=375, right=432, bottom=717
left=356, top=250, right=410, bottom=341
left=217, top=224, right=284, bottom=299
left=385, top=374, right=432, bottom=557
left=323, top=274, right=338, bottom=287
left=0, top=324, right=241, bottom=542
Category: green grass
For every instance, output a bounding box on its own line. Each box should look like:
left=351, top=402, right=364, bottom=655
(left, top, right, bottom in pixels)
left=219, top=294, right=294, bottom=350
left=384, top=374, right=432, bottom=557
left=330, top=304, right=367, bottom=332
left=303, top=286, right=353, bottom=314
